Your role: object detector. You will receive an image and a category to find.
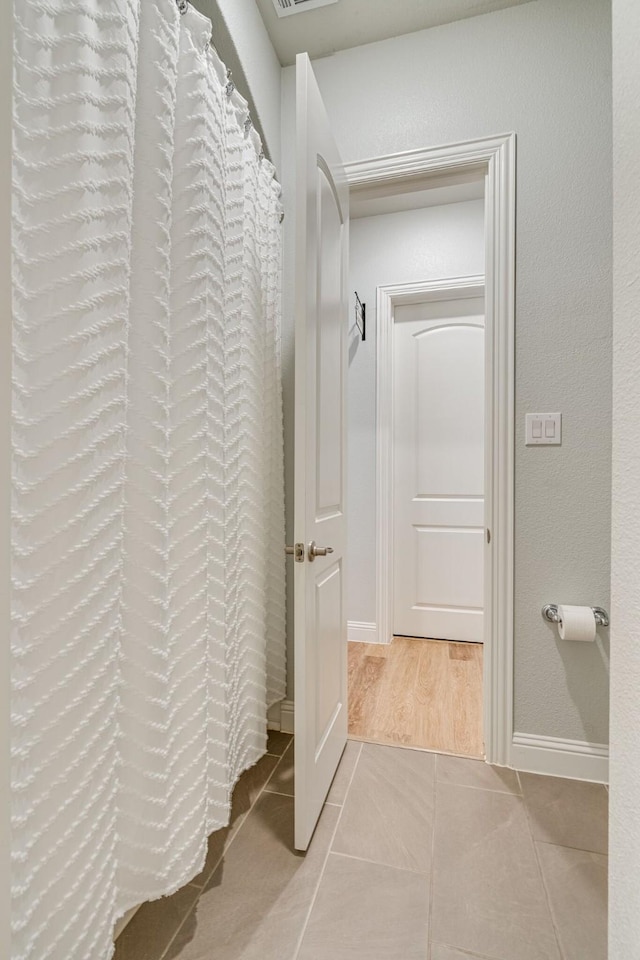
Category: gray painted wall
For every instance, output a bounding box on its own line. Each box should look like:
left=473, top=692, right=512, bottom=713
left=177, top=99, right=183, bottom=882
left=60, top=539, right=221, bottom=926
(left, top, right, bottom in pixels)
left=347, top=200, right=485, bottom=625
left=281, top=0, right=612, bottom=744
left=191, top=0, right=282, bottom=170
left=610, top=0, right=640, bottom=952
left=1, top=1, right=10, bottom=952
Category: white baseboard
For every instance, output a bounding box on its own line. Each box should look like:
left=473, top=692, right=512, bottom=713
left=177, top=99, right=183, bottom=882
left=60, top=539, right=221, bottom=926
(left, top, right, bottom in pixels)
left=267, top=700, right=282, bottom=731
left=280, top=700, right=294, bottom=734
left=267, top=699, right=295, bottom=735
left=347, top=621, right=379, bottom=643
left=511, top=732, right=609, bottom=784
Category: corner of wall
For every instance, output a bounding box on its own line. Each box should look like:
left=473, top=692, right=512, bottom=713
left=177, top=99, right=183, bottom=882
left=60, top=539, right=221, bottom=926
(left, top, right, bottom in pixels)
left=1, top=2, right=11, bottom=955
left=279, top=65, right=297, bottom=702
left=610, top=0, right=640, bottom=954
left=192, top=0, right=283, bottom=172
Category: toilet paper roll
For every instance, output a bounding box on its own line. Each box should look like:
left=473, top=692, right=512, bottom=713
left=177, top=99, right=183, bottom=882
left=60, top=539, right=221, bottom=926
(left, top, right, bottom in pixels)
left=557, top=605, right=597, bottom=642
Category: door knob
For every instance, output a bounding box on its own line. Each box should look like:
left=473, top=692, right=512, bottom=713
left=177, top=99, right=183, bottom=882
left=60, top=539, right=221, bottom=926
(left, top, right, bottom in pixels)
left=308, top=540, right=334, bottom=561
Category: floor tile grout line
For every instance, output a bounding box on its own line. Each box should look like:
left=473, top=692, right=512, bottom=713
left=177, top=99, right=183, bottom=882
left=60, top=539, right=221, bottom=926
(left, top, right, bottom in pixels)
left=531, top=839, right=567, bottom=960
left=430, top=939, right=513, bottom=960
left=434, top=779, right=522, bottom=796
left=534, top=837, right=609, bottom=857
left=291, top=740, right=363, bottom=960
left=515, top=767, right=523, bottom=795
left=275, top=737, right=294, bottom=765
left=514, top=768, right=607, bottom=853
left=521, top=784, right=567, bottom=960
left=329, top=848, right=431, bottom=878
left=218, top=743, right=294, bottom=862
left=520, top=769, right=610, bottom=958
left=262, top=739, right=295, bottom=796
left=434, top=768, right=574, bottom=960
left=348, top=734, right=484, bottom=761
left=340, top=740, right=362, bottom=807
left=158, top=744, right=294, bottom=960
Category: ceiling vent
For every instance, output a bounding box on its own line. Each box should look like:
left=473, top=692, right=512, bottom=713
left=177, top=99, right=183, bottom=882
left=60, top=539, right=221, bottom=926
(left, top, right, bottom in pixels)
left=271, top=0, right=339, bottom=17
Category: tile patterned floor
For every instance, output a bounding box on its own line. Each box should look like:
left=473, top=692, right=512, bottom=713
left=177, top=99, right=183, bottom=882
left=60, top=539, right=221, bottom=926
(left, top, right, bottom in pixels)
left=113, top=735, right=608, bottom=960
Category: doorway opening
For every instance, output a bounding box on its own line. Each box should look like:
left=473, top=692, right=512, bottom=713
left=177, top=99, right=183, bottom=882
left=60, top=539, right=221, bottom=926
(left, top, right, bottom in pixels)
left=343, top=136, right=515, bottom=765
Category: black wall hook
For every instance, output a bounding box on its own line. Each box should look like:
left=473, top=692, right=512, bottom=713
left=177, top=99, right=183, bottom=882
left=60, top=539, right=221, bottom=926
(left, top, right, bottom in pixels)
left=355, top=292, right=366, bottom=342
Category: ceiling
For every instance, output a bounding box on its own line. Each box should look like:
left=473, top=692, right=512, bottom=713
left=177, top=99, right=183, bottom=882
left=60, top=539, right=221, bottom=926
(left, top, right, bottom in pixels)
left=351, top=176, right=485, bottom=220
left=255, top=0, right=535, bottom=66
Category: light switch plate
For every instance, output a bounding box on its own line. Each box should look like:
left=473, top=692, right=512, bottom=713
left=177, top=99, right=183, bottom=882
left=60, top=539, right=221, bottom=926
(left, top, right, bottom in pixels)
left=526, top=412, right=562, bottom=445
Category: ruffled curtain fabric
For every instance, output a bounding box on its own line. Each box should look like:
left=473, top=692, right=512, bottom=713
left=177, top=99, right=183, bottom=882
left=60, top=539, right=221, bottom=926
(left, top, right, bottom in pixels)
left=11, top=2, right=286, bottom=958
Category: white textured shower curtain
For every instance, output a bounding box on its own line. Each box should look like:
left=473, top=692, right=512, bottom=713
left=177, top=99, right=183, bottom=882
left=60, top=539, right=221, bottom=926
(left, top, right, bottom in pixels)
left=12, top=3, right=286, bottom=958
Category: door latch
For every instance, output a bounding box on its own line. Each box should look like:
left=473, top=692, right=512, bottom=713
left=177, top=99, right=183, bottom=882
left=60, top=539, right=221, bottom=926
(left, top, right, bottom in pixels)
left=285, top=543, right=305, bottom=562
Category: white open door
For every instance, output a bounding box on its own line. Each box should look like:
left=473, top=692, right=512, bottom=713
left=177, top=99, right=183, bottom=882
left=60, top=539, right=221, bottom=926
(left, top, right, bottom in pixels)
left=293, top=53, right=349, bottom=851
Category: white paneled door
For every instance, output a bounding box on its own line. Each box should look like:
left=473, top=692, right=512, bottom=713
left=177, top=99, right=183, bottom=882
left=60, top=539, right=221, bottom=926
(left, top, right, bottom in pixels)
left=393, top=297, right=485, bottom=643
left=293, top=54, right=349, bottom=851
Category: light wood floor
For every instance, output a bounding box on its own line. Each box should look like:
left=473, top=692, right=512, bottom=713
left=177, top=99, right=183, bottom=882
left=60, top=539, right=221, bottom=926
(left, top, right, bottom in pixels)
left=348, top=636, right=484, bottom=758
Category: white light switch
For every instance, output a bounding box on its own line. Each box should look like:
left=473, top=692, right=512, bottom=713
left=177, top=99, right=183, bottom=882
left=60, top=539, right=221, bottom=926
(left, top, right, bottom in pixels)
left=526, top=412, right=562, bottom=445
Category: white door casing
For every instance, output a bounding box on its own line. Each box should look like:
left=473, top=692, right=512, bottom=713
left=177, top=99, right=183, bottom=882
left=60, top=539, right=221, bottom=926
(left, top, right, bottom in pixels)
left=393, top=297, right=485, bottom=642
left=293, top=53, right=349, bottom=851
left=345, top=135, right=514, bottom=768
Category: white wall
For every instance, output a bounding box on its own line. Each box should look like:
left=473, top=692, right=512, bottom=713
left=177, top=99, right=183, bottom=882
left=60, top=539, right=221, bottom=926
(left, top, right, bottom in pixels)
left=609, top=0, right=640, bottom=953
left=1, top=1, right=10, bottom=954
left=347, top=200, right=485, bottom=625
left=281, top=0, right=612, bottom=745
left=192, top=0, right=282, bottom=170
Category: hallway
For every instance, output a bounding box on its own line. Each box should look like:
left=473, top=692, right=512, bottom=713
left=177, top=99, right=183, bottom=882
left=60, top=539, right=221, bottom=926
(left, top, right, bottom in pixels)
left=348, top=637, right=484, bottom=757
left=114, top=735, right=607, bottom=960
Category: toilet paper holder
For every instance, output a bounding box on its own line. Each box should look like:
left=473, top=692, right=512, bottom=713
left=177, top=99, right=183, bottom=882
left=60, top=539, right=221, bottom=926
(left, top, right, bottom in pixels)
left=542, top=604, right=609, bottom=627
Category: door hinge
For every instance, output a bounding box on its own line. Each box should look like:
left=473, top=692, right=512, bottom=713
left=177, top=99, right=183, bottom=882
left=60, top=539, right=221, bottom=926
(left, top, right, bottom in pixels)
left=486, top=528, right=491, bottom=545
left=285, top=543, right=305, bottom=562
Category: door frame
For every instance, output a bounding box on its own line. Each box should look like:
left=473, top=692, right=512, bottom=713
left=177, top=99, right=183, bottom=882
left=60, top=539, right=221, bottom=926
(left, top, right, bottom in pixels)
left=345, top=133, right=515, bottom=766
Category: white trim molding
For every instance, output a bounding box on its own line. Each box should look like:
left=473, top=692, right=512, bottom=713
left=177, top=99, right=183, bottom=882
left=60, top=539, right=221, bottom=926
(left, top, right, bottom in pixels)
left=345, top=136, right=502, bottom=187
left=511, top=733, right=609, bottom=784
left=267, top=699, right=295, bottom=735
left=347, top=621, right=379, bottom=643
left=279, top=700, right=295, bottom=735
left=345, top=134, right=516, bottom=767
left=375, top=276, right=485, bottom=655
